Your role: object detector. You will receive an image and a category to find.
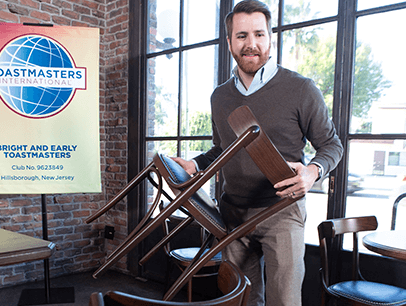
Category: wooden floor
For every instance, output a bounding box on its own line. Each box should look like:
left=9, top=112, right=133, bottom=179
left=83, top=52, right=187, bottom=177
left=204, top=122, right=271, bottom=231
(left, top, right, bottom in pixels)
left=0, top=270, right=176, bottom=306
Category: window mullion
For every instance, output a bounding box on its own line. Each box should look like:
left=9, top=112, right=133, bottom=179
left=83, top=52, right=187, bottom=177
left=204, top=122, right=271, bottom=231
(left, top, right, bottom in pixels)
left=177, top=0, right=184, bottom=157
left=218, top=0, right=233, bottom=84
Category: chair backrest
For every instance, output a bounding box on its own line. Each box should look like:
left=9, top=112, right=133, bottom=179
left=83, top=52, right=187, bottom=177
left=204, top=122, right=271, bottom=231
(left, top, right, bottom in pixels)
left=94, top=260, right=250, bottom=306
left=216, top=259, right=251, bottom=306
left=227, top=105, right=296, bottom=187
left=318, top=216, right=378, bottom=285
left=391, top=192, right=406, bottom=230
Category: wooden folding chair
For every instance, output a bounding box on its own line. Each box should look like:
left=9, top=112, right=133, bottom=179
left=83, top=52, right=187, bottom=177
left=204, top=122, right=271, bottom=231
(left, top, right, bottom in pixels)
left=86, top=105, right=302, bottom=301
left=318, top=216, right=406, bottom=306
left=159, top=202, right=222, bottom=302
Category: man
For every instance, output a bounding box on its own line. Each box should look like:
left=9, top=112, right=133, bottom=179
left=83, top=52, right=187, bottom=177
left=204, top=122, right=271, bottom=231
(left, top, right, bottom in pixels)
left=173, top=1, right=343, bottom=305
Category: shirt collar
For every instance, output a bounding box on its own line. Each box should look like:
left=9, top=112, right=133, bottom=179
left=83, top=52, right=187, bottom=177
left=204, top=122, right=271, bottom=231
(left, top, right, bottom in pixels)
left=232, top=57, right=278, bottom=96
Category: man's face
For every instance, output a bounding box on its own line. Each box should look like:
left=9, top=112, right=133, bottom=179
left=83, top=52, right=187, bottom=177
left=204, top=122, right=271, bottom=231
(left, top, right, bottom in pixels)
left=228, top=12, right=271, bottom=76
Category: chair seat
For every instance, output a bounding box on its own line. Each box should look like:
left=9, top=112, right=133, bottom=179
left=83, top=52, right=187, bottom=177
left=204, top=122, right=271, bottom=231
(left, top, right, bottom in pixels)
left=329, top=280, right=406, bottom=305
left=159, top=155, right=227, bottom=232
left=170, top=247, right=222, bottom=264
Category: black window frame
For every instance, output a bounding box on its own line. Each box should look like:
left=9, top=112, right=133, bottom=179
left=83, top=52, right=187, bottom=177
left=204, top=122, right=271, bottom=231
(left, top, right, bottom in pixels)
left=129, top=0, right=406, bottom=277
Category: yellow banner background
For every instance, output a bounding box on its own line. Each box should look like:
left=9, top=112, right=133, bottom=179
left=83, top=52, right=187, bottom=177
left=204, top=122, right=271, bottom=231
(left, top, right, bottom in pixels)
left=0, top=24, right=101, bottom=194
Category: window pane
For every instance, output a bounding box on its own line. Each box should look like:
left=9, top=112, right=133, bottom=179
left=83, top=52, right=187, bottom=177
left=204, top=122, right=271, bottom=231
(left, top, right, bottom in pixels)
left=283, top=0, right=338, bottom=24
left=351, top=10, right=406, bottom=134
left=183, top=0, right=220, bottom=45
left=145, top=141, right=178, bottom=217
left=146, top=140, right=178, bottom=162
left=282, top=21, right=337, bottom=244
left=306, top=194, right=328, bottom=245
left=146, top=53, right=179, bottom=137
left=282, top=22, right=337, bottom=117
left=181, top=140, right=213, bottom=161
left=181, top=45, right=217, bottom=136
left=345, top=140, right=406, bottom=236
left=181, top=140, right=216, bottom=200
left=147, top=0, right=180, bottom=53
left=358, top=0, right=405, bottom=11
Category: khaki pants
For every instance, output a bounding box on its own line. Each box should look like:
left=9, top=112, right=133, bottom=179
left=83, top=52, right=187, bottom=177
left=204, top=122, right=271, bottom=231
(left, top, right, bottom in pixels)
left=220, top=197, right=306, bottom=306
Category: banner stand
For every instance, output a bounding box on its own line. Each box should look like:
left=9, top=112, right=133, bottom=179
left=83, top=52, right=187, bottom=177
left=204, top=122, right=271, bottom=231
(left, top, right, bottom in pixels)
left=18, top=195, right=75, bottom=305
left=0, top=22, right=100, bottom=305
left=13, top=22, right=76, bottom=305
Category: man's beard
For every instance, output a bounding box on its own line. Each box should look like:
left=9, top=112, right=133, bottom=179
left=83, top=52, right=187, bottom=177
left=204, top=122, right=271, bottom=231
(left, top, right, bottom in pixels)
left=231, top=47, right=270, bottom=75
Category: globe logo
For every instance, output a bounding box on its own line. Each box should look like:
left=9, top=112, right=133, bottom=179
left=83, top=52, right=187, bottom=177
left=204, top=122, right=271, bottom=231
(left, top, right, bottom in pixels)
left=0, top=34, right=86, bottom=119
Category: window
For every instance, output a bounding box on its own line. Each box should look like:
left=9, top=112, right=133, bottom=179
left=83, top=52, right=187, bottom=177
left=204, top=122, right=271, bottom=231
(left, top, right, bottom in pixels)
left=389, top=152, right=400, bottom=166
left=145, top=0, right=221, bottom=212
left=135, top=0, right=406, bottom=249
left=345, top=3, right=406, bottom=242
left=270, top=0, right=339, bottom=245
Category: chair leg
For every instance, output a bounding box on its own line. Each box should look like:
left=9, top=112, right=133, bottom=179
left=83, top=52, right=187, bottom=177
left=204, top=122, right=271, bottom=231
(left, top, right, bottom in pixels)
left=163, top=257, right=173, bottom=299
left=187, top=279, right=193, bottom=302
left=92, top=200, right=183, bottom=278
left=85, top=162, right=154, bottom=224
left=163, top=196, right=298, bottom=301
left=321, top=290, right=326, bottom=306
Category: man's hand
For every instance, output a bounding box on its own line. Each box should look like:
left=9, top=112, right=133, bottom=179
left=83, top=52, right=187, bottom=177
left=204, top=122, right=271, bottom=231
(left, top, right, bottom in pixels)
left=274, top=162, right=319, bottom=199
left=171, top=157, right=197, bottom=176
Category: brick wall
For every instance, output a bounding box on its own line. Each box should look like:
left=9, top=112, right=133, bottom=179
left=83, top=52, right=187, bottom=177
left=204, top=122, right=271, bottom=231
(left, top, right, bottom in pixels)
left=0, top=0, right=130, bottom=288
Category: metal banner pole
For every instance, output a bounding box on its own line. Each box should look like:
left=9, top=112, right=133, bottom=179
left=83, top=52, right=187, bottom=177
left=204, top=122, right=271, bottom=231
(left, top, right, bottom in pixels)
left=41, top=194, right=51, bottom=303
left=18, top=194, right=75, bottom=305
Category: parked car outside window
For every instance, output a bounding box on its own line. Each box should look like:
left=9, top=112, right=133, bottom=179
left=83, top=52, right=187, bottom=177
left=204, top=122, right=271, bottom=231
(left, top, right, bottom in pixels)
left=304, top=154, right=364, bottom=194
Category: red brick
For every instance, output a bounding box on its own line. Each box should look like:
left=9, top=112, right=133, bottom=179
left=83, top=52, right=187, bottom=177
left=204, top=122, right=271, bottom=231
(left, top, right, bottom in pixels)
left=54, top=195, right=73, bottom=204
left=0, top=10, right=19, bottom=22
left=11, top=199, right=32, bottom=207
left=20, top=0, right=40, bottom=9
left=3, top=274, right=25, bottom=285
left=52, top=15, right=71, bottom=25
left=81, top=15, right=99, bottom=25
left=7, top=4, right=30, bottom=15
left=29, top=10, right=51, bottom=22
left=40, top=3, right=60, bottom=14
left=82, top=0, right=100, bottom=10
left=1, top=225, right=22, bottom=231
left=72, top=20, right=89, bottom=27
left=62, top=9, right=80, bottom=20
left=72, top=210, right=90, bottom=218
left=1, top=208, right=21, bottom=215
left=73, top=240, right=90, bottom=248
left=24, top=223, right=42, bottom=230
left=12, top=215, right=33, bottom=223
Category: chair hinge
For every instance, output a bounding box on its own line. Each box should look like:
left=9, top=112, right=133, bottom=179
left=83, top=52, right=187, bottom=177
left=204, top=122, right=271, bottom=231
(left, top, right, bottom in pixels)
left=329, top=176, right=335, bottom=194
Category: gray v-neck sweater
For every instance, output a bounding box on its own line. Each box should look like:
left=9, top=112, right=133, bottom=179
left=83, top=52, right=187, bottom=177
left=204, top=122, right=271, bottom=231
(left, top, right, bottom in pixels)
left=195, top=66, right=343, bottom=208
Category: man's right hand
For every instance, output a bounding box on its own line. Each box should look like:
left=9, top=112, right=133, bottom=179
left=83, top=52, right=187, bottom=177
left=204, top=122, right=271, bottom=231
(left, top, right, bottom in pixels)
left=171, top=157, right=197, bottom=175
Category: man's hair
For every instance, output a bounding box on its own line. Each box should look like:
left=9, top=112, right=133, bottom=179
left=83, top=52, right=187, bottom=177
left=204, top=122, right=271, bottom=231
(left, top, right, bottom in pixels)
left=225, top=0, right=272, bottom=38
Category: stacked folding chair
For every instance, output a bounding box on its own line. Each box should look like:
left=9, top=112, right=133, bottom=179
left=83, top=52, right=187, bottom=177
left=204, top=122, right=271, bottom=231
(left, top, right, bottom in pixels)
left=86, top=105, right=302, bottom=301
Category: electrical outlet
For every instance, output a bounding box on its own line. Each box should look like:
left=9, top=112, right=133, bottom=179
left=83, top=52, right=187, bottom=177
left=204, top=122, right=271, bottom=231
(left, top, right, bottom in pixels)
left=104, top=225, right=115, bottom=240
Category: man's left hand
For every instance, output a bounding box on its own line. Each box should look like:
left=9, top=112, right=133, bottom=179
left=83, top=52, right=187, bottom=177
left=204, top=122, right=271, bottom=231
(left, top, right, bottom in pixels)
left=274, top=162, right=319, bottom=199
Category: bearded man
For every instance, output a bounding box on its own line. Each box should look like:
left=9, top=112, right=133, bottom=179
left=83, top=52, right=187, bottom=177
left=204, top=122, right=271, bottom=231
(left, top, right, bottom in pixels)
left=173, top=1, right=343, bottom=305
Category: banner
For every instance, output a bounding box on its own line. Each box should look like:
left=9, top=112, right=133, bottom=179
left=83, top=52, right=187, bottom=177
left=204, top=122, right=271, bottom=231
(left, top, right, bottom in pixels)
left=0, top=23, right=101, bottom=194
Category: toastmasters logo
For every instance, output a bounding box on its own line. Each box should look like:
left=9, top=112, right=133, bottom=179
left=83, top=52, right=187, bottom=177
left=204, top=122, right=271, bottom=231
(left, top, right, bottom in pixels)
left=0, top=34, right=86, bottom=119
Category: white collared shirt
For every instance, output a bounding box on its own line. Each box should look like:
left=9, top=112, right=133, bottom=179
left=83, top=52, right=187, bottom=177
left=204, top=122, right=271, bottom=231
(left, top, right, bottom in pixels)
left=232, top=57, right=278, bottom=96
